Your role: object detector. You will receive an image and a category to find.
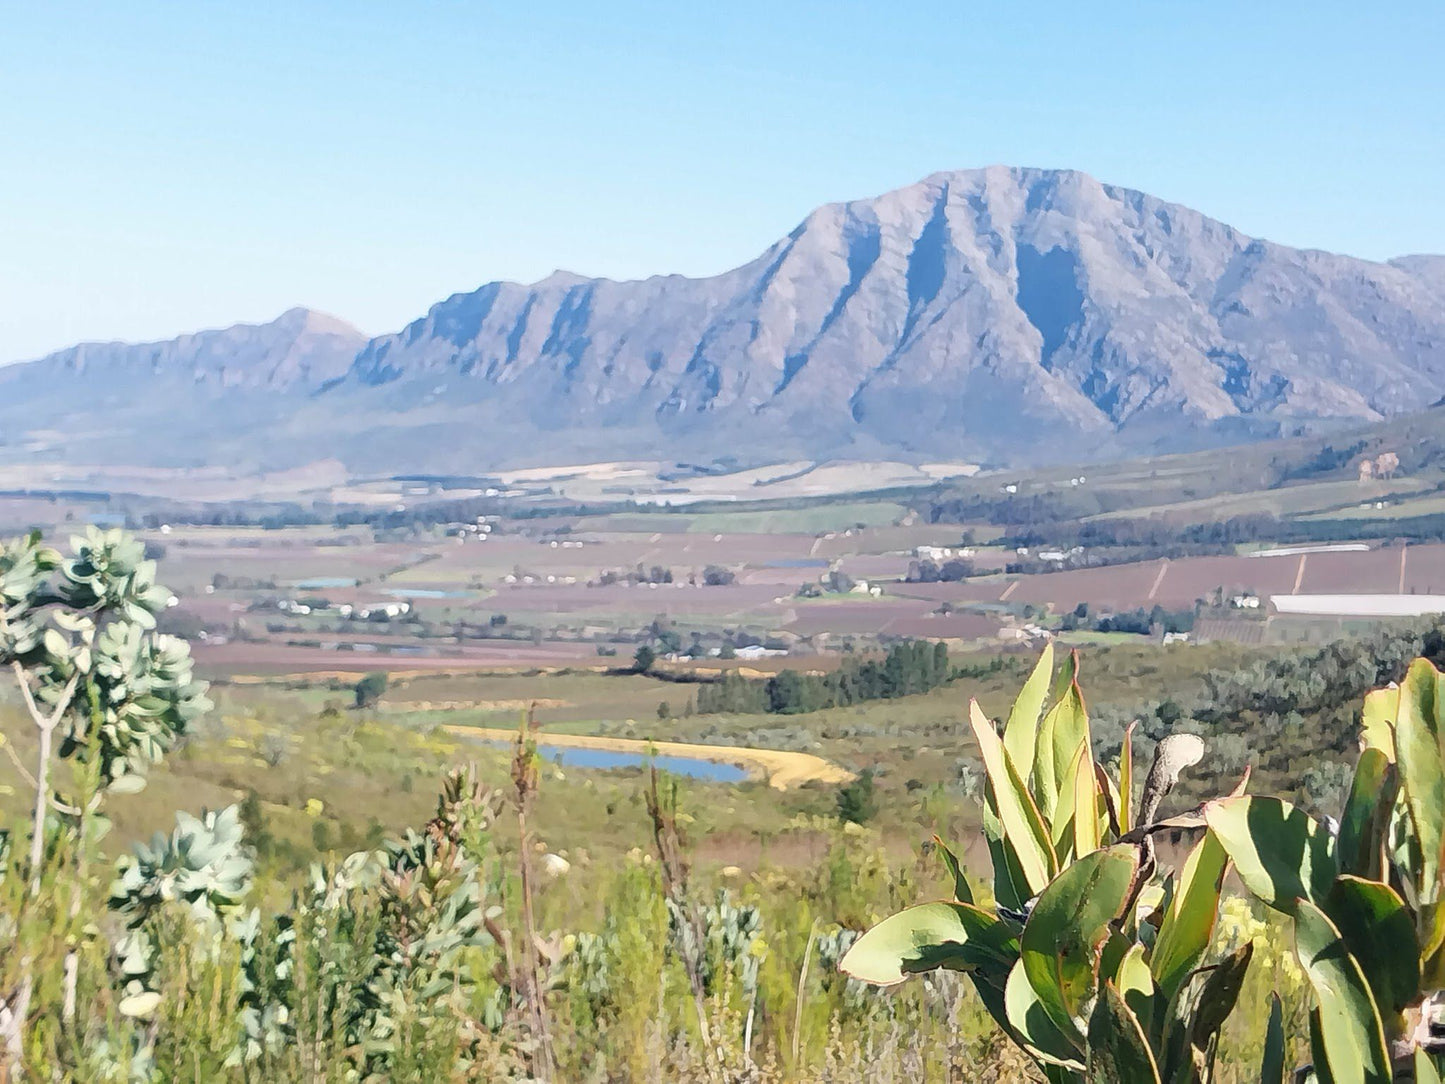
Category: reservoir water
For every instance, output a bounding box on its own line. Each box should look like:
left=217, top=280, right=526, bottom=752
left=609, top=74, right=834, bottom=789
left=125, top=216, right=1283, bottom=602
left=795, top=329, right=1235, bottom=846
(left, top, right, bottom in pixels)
left=478, top=740, right=748, bottom=783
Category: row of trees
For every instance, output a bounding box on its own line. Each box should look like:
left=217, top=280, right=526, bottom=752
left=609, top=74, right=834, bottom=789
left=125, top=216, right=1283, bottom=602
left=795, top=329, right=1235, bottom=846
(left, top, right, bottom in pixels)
left=1088, top=604, right=1196, bottom=636
left=1002, top=504, right=1445, bottom=554
left=596, top=564, right=674, bottom=586
left=596, top=565, right=736, bottom=588
left=695, top=640, right=954, bottom=715
left=904, top=557, right=974, bottom=583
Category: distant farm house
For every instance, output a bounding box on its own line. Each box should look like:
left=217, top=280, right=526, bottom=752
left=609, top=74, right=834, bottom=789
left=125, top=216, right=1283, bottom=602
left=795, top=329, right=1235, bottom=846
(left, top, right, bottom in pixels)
left=1359, top=451, right=1400, bottom=483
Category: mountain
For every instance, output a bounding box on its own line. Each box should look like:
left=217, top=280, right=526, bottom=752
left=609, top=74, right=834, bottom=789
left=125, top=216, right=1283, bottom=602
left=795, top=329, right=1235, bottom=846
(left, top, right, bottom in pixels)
left=5, top=167, right=1445, bottom=473
left=0, top=309, right=366, bottom=463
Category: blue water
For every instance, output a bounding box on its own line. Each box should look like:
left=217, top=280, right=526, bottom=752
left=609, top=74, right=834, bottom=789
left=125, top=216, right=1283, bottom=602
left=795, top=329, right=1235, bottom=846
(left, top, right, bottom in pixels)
left=474, top=740, right=747, bottom=783
left=384, top=588, right=470, bottom=599
left=295, top=577, right=359, bottom=589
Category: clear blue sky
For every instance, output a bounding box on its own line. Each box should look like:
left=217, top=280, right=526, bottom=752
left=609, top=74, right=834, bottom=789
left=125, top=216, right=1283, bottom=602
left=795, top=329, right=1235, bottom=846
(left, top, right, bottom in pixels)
left=3, top=1, right=1442, bottom=364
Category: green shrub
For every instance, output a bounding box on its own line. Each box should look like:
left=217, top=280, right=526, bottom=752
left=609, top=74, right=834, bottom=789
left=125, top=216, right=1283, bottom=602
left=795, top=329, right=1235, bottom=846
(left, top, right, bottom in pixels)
left=835, top=769, right=877, bottom=825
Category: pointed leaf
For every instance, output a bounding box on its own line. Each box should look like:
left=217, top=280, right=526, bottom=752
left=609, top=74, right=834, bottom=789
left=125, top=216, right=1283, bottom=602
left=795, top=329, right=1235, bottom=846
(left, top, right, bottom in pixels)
left=1119, top=721, right=1136, bottom=835
left=1261, top=993, right=1285, bottom=1084
left=1003, top=643, right=1053, bottom=783
left=1204, top=796, right=1337, bottom=914
left=971, top=699, right=1057, bottom=895
left=1035, top=678, right=1090, bottom=835
left=1293, top=898, right=1392, bottom=1084
left=1052, top=647, right=1079, bottom=705
left=933, top=835, right=973, bottom=904
left=1096, top=761, right=1123, bottom=841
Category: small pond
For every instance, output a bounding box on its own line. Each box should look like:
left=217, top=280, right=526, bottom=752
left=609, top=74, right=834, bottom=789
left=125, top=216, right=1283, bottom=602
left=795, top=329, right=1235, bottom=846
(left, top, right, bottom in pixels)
left=383, top=588, right=471, bottom=599
left=294, top=577, right=359, bottom=589
left=477, top=741, right=747, bottom=783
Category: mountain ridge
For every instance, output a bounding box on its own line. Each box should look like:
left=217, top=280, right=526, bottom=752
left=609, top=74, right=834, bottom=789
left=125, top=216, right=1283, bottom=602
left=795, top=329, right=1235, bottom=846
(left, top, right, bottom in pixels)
left=5, top=166, right=1444, bottom=472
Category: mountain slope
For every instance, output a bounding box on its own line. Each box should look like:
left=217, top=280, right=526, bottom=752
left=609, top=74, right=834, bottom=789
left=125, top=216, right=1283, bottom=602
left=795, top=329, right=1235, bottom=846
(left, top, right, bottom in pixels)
left=0, top=309, right=366, bottom=463
left=5, top=167, right=1444, bottom=472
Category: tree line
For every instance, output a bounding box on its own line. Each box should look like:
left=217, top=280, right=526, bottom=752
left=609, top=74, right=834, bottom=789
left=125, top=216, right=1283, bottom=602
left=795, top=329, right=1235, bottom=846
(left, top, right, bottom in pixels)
left=695, top=640, right=954, bottom=715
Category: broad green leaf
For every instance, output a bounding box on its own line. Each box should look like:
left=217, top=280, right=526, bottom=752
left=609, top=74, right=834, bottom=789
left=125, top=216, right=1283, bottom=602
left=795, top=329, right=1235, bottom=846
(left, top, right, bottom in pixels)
left=1293, top=899, right=1392, bottom=1084
left=1112, top=941, right=1156, bottom=1030
left=1336, top=749, right=1397, bottom=882
left=1203, top=796, right=1337, bottom=914
left=1087, top=980, right=1162, bottom=1084
left=1151, top=830, right=1229, bottom=999
left=1021, top=845, right=1138, bottom=1039
left=1323, top=875, right=1419, bottom=1019
left=1034, top=677, right=1090, bottom=835
left=1359, top=685, right=1398, bottom=763
left=1416, top=1048, right=1444, bottom=1084
left=1261, top=993, right=1285, bottom=1084
left=1397, top=660, right=1445, bottom=903
left=971, top=699, right=1057, bottom=895
left=1190, top=943, right=1254, bottom=1058
left=1004, top=957, right=1086, bottom=1067
left=839, top=901, right=1017, bottom=986
left=933, top=835, right=973, bottom=904
left=1003, top=643, right=1053, bottom=782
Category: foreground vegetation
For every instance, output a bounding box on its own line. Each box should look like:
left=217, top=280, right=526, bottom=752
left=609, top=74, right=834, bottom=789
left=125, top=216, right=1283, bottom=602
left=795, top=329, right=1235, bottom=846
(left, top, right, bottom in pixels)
left=845, top=643, right=1445, bottom=1080
left=3, top=529, right=1445, bottom=1080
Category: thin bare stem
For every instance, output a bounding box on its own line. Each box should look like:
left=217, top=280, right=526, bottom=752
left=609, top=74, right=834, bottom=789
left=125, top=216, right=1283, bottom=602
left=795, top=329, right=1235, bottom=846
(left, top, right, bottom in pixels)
left=792, top=921, right=818, bottom=1067
left=511, top=705, right=553, bottom=1080
left=0, top=666, right=78, bottom=1073
left=646, top=763, right=713, bottom=1054
left=17, top=665, right=80, bottom=897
